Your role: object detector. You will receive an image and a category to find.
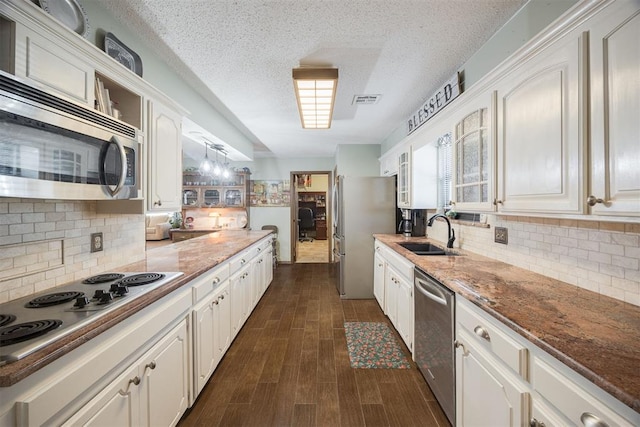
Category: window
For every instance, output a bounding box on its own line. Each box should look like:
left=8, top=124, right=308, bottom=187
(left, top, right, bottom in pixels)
left=437, top=132, right=452, bottom=210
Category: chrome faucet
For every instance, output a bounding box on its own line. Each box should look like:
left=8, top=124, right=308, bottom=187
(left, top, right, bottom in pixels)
left=427, top=214, right=456, bottom=248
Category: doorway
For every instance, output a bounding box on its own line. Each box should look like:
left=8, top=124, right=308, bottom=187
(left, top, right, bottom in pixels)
left=290, top=171, right=332, bottom=263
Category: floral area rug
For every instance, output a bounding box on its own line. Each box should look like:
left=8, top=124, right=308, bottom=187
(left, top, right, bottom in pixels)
left=344, top=322, right=411, bottom=369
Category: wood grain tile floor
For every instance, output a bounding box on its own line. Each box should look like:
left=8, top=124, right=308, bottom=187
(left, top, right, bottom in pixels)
left=179, top=263, right=450, bottom=427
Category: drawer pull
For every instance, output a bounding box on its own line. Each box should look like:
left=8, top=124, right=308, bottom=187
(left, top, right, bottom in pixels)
left=474, top=326, right=491, bottom=342
left=580, top=412, right=609, bottom=427
left=219, top=294, right=225, bottom=300
left=129, top=376, right=140, bottom=386
left=454, top=340, right=468, bottom=355
left=530, top=418, right=546, bottom=427
left=212, top=277, right=220, bottom=285
left=145, top=361, right=156, bottom=370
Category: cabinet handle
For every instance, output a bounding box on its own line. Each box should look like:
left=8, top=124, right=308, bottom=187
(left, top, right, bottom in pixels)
left=474, top=326, right=491, bottom=342
left=378, top=263, right=383, bottom=267
left=145, top=361, right=156, bottom=370
left=213, top=299, right=219, bottom=305
left=454, top=340, right=468, bottom=355
left=586, top=196, right=608, bottom=207
left=241, top=259, right=246, bottom=264
left=580, top=412, right=609, bottom=427
left=212, top=277, right=220, bottom=285
left=449, top=200, right=455, bottom=206
left=493, top=199, right=503, bottom=205
left=129, top=376, right=140, bottom=386
left=530, top=418, right=546, bottom=427
left=219, top=294, right=225, bottom=300
left=153, top=199, right=162, bottom=207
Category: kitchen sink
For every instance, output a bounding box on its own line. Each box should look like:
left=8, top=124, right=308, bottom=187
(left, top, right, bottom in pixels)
left=398, top=242, right=448, bottom=255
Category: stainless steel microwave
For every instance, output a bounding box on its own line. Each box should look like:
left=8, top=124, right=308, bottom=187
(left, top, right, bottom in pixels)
left=0, top=71, right=140, bottom=200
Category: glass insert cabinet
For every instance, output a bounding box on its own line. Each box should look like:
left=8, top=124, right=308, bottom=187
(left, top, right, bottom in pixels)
left=181, top=171, right=249, bottom=208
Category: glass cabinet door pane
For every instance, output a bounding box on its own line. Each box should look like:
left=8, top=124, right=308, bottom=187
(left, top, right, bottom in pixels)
left=183, top=189, right=198, bottom=206
left=203, top=189, right=220, bottom=207
left=225, top=189, right=243, bottom=206
left=462, top=111, right=479, bottom=134
left=462, top=133, right=480, bottom=184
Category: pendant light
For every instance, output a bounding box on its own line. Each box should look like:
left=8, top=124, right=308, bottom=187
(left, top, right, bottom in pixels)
left=212, top=147, right=222, bottom=176
left=198, top=142, right=214, bottom=176
left=222, top=152, right=230, bottom=179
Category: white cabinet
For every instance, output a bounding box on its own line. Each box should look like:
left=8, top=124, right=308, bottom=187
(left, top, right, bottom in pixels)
left=496, top=32, right=585, bottom=214
left=375, top=240, right=414, bottom=352
left=397, top=150, right=411, bottom=208
left=455, top=326, right=530, bottom=427
left=373, top=249, right=386, bottom=310
left=10, top=22, right=93, bottom=106
left=64, top=318, right=190, bottom=427
left=379, top=145, right=401, bottom=177
left=452, top=90, right=496, bottom=212
left=147, top=99, right=183, bottom=212
left=193, top=281, right=230, bottom=396
left=588, top=0, right=640, bottom=217
left=456, top=297, right=639, bottom=427
left=230, top=259, right=251, bottom=339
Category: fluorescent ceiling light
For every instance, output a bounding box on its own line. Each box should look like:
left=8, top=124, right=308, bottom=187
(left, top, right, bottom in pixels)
left=293, top=68, right=338, bottom=129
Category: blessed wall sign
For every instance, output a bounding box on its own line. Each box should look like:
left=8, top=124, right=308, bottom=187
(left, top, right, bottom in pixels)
left=407, top=73, right=461, bottom=135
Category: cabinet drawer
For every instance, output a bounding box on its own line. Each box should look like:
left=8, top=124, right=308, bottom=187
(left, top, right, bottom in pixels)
left=384, top=245, right=414, bottom=281
left=457, top=299, right=528, bottom=379
left=532, top=358, right=637, bottom=427
left=229, top=250, right=251, bottom=275
left=191, top=263, right=230, bottom=303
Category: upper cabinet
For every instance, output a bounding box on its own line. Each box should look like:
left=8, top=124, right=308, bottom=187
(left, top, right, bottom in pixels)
left=495, top=33, right=585, bottom=214
left=379, top=144, right=402, bottom=177
left=451, top=91, right=496, bottom=212
left=147, top=99, right=183, bottom=212
left=588, top=1, right=640, bottom=217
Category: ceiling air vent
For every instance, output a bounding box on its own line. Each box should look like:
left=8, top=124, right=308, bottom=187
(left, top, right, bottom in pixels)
left=352, top=94, right=381, bottom=105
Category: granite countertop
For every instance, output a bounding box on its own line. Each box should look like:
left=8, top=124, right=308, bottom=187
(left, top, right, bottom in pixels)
left=374, top=234, right=640, bottom=413
left=0, top=229, right=271, bottom=387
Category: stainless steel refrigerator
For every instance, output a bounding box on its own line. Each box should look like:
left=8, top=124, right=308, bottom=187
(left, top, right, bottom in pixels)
left=333, top=175, right=396, bottom=298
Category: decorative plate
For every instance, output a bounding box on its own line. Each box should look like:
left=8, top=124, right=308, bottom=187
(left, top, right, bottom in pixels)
left=38, top=0, right=89, bottom=38
left=104, top=32, right=143, bottom=77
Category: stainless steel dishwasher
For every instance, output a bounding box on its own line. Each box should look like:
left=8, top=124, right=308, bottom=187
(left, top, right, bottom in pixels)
left=414, top=267, right=455, bottom=426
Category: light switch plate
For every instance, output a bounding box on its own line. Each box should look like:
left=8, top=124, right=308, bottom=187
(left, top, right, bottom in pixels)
left=495, top=227, right=508, bottom=244
left=91, top=232, right=103, bottom=252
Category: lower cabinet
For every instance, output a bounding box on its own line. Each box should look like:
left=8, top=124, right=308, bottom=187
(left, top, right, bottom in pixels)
left=456, top=297, right=639, bottom=427
left=63, top=318, right=190, bottom=427
left=455, top=326, right=530, bottom=427
left=374, top=240, right=414, bottom=353
left=193, top=282, right=230, bottom=396
left=230, top=262, right=251, bottom=339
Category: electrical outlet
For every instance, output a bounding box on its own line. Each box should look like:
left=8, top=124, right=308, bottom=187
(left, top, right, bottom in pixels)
left=495, top=227, right=508, bottom=244
left=91, top=232, right=103, bottom=253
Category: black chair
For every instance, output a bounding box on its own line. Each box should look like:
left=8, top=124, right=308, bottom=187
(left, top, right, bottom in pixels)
left=298, top=208, right=315, bottom=242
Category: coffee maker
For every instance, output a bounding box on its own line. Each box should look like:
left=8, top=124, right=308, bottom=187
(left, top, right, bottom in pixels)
left=398, top=209, right=412, bottom=237
left=398, top=209, right=428, bottom=237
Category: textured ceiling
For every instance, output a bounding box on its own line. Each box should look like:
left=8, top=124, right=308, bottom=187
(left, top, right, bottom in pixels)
left=101, top=0, right=528, bottom=159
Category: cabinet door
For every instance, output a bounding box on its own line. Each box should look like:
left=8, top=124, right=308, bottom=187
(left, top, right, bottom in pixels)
left=139, top=318, right=190, bottom=427
left=62, top=364, right=140, bottom=427
left=496, top=34, right=585, bottom=214
left=230, top=264, right=250, bottom=339
left=193, top=295, right=216, bottom=396
left=397, top=274, right=413, bottom=352
left=148, top=100, right=183, bottom=212
left=14, top=24, right=93, bottom=105
left=589, top=1, right=640, bottom=217
left=397, top=151, right=411, bottom=208
left=215, top=286, right=231, bottom=364
left=385, top=267, right=400, bottom=327
left=373, top=252, right=385, bottom=311
left=456, top=329, right=530, bottom=427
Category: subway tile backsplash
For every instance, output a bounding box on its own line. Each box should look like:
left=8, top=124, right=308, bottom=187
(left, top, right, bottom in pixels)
left=427, top=215, right=640, bottom=306
left=0, top=198, right=146, bottom=303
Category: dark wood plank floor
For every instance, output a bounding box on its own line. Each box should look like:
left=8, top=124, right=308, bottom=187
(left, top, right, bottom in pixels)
left=179, top=263, right=450, bottom=427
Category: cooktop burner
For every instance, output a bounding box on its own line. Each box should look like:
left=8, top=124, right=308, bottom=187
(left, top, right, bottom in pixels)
left=82, top=273, right=125, bottom=284
left=118, top=273, right=165, bottom=287
left=0, top=314, right=16, bottom=327
left=0, top=319, right=62, bottom=347
left=0, top=271, right=183, bottom=365
left=25, top=292, right=85, bottom=308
